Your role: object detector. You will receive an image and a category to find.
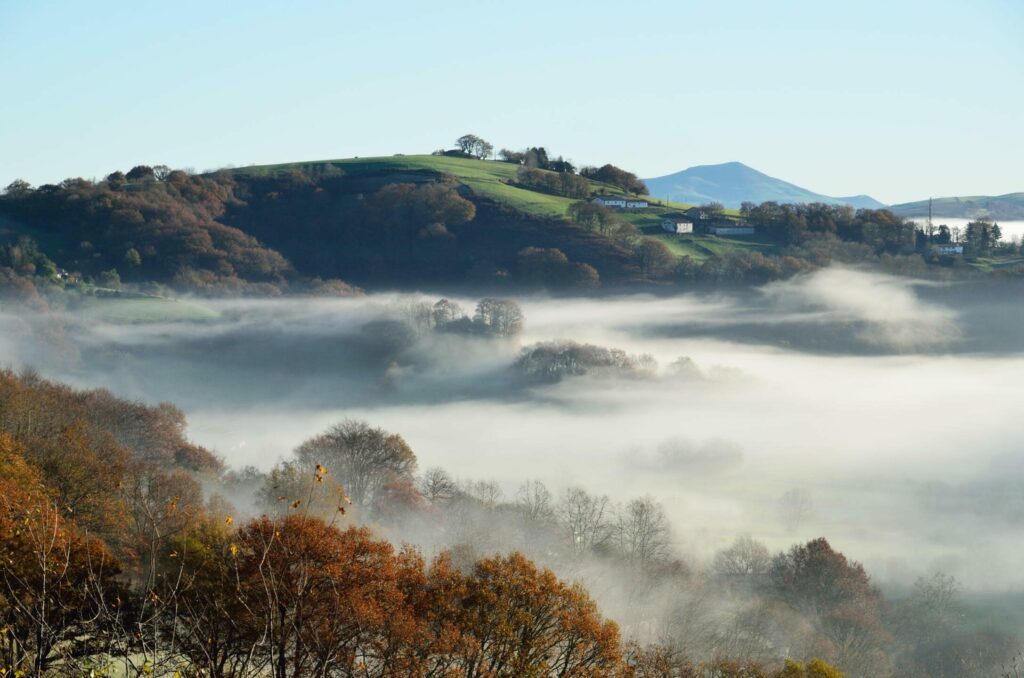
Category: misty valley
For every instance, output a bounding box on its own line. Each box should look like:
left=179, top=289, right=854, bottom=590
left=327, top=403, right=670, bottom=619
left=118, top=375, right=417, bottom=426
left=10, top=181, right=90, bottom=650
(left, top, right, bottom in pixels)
left=5, top=0, right=1024, bottom=673
left=2, top=266, right=1024, bottom=676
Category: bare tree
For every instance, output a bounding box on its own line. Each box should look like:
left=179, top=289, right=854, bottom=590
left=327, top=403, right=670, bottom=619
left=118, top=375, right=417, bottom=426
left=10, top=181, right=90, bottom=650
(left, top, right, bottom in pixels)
left=712, top=535, right=771, bottom=584
left=515, top=480, right=555, bottom=525
left=473, top=298, right=524, bottom=337
left=460, top=479, right=503, bottom=508
left=431, top=298, right=465, bottom=327
left=635, top=239, right=675, bottom=278
left=418, top=466, right=459, bottom=505
left=613, top=496, right=671, bottom=565
left=401, top=300, right=436, bottom=335
left=559, top=487, right=611, bottom=556
left=778, top=488, right=815, bottom=533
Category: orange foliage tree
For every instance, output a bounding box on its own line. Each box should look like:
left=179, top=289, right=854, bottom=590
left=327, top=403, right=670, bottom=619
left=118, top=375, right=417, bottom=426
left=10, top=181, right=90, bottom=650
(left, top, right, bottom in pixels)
left=0, top=434, right=125, bottom=675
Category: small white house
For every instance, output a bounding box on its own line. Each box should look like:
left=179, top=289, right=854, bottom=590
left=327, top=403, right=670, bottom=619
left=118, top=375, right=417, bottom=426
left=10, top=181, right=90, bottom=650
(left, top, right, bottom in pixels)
left=661, top=218, right=693, bottom=234
left=709, top=226, right=755, bottom=236
left=932, top=244, right=963, bottom=255
left=591, top=196, right=648, bottom=210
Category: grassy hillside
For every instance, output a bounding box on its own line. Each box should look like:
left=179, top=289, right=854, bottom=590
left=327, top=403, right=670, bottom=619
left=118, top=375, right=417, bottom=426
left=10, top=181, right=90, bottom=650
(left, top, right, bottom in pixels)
left=236, top=155, right=576, bottom=218
left=234, top=154, right=705, bottom=219
left=230, top=154, right=759, bottom=264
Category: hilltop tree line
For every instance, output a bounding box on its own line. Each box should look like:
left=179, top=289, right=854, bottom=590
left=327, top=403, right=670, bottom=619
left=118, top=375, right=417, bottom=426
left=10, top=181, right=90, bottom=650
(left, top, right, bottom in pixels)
left=439, top=134, right=649, bottom=196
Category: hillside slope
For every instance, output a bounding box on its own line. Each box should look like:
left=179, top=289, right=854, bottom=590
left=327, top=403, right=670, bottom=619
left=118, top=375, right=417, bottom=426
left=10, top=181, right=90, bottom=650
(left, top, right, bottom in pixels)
left=0, top=155, right=672, bottom=293
left=644, top=161, right=883, bottom=209
left=889, top=193, right=1024, bottom=220
left=2, top=154, right=902, bottom=297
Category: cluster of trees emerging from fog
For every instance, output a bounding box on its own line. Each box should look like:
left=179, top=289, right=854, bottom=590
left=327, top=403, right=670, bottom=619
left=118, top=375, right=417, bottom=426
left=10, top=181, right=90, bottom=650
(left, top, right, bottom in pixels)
left=0, top=367, right=1019, bottom=676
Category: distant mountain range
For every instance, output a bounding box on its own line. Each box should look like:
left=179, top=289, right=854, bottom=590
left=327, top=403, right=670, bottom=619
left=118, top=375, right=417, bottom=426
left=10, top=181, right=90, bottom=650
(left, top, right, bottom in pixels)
left=644, top=161, right=885, bottom=209
left=888, top=193, right=1024, bottom=221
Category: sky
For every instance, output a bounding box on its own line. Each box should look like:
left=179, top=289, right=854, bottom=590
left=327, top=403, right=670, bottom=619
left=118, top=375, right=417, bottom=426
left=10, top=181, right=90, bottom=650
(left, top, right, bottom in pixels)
left=1, top=0, right=1022, bottom=204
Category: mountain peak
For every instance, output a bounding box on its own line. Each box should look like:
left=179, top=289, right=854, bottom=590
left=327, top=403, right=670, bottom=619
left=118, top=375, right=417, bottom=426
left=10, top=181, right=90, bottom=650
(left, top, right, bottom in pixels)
left=644, top=163, right=884, bottom=209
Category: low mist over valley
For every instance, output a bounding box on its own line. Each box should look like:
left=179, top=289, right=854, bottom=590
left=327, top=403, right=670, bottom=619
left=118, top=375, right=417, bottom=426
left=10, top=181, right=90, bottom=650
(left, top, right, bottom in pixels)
left=6, top=268, right=1024, bottom=591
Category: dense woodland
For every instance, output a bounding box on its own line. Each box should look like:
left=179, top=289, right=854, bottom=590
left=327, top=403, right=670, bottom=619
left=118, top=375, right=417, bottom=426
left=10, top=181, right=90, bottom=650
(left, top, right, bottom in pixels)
left=0, top=367, right=1018, bottom=676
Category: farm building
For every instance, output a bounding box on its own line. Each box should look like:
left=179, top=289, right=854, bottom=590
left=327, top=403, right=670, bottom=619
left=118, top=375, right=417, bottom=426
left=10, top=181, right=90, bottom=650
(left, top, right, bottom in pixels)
left=709, top=226, right=755, bottom=236
left=661, top=218, right=693, bottom=234
left=932, top=244, right=964, bottom=255
left=591, top=196, right=649, bottom=209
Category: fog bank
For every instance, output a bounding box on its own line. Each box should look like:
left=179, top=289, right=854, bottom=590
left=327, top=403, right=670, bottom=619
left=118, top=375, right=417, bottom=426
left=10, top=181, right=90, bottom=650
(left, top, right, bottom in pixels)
left=5, top=267, right=1024, bottom=592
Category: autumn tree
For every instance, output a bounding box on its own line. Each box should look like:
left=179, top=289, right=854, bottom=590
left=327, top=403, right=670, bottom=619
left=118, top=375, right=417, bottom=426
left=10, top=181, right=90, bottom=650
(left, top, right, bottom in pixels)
left=294, top=419, right=417, bottom=508
left=154, top=520, right=258, bottom=677
left=516, top=247, right=601, bottom=289
left=3, top=179, right=32, bottom=196
left=19, top=421, right=132, bottom=550
left=442, top=552, right=624, bottom=675
left=635, top=239, right=676, bottom=278
left=569, top=200, right=621, bottom=235
left=233, top=517, right=424, bottom=677
left=364, top=182, right=475, bottom=263
left=0, top=434, right=125, bottom=674
left=768, top=538, right=891, bottom=673
left=125, top=165, right=156, bottom=181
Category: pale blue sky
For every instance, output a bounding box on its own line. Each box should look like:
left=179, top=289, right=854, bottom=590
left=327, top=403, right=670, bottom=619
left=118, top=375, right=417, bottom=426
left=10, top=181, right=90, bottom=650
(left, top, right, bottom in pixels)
left=1, top=0, right=1021, bottom=204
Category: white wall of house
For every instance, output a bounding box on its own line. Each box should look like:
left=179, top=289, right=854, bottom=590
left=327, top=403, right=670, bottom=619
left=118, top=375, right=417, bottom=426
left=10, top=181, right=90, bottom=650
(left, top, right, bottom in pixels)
left=710, top=226, right=755, bottom=235
left=662, top=220, right=693, bottom=234
left=592, top=196, right=647, bottom=209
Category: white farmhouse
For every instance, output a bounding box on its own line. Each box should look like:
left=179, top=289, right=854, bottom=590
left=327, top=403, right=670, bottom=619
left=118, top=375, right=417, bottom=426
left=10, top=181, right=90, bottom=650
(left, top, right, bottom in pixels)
left=591, top=196, right=648, bottom=210
left=661, top=218, right=693, bottom=234
left=932, top=244, right=963, bottom=255
left=591, top=196, right=626, bottom=208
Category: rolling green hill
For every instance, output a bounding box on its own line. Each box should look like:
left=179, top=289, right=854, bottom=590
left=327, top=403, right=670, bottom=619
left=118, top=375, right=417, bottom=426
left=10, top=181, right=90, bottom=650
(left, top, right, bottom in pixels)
left=229, top=154, right=757, bottom=264
left=233, top=154, right=704, bottom=219
left=0, top=153, right=816, bottom=298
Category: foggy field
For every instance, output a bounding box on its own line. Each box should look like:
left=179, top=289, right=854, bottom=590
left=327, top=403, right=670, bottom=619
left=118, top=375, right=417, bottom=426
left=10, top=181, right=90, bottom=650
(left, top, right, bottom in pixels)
left=6, top=266, right=1024, bottom=595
